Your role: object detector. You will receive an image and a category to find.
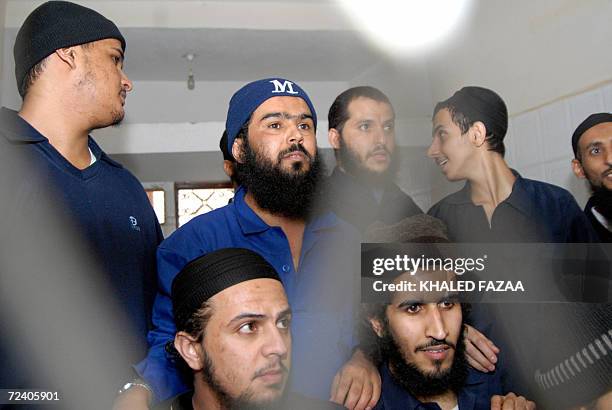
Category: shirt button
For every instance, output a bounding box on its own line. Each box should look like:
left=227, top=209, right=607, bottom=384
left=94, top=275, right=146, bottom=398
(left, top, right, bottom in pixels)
left=282, top=264, right=290, bottom=272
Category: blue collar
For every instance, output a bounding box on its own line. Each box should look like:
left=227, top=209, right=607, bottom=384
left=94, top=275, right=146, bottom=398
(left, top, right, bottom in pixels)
left=378, top=363, right=479, bottom=410
left=0, top=107, right=46, bottom=143
left=232, top=186, right=341, bottom=236
left=446, top=170, right=535, bottom=218
left=0, top=107, right=123, bottom=169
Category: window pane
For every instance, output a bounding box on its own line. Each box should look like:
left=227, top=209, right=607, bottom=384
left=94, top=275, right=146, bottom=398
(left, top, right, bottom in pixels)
left=177, top=188, right=234, bottom=227
left=146, top=189, right=166, bottom=224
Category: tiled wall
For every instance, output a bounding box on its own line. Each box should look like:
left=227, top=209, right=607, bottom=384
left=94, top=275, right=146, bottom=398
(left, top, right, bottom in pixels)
left=505, top=82, right=612, bottom=208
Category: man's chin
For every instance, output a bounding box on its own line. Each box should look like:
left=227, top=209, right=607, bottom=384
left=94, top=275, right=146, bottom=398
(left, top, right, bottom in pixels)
left=233, top=390, right=286, bottom=410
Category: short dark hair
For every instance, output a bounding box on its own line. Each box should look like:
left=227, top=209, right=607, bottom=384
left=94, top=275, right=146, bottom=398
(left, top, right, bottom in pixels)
left=433, top=86, right=507, bottom=157
left=19, top=57, right=48, bottom=98
left=167, top=300, right=213, bottom=379
left=328, top=86, right=393, bottom=132
left=19, top=42, right=95, bottom=98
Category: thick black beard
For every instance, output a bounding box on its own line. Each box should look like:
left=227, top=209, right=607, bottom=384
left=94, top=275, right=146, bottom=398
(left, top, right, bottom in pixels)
left=201, top=352, right=286, bottom=410
left=379, top=323, right=469, bottom=399
left=337, top=135, right=400, bottom=188
left=589, top=182, right=612, bottom=220
left=235, top=137, right=323, bottom=220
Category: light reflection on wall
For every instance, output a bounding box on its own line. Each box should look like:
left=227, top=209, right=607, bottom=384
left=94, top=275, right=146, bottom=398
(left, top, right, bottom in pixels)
left=336, top=0, right=473, bottom=55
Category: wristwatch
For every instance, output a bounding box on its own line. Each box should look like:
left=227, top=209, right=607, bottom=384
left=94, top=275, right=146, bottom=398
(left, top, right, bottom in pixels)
left=118, top=378, right=153, bottom=397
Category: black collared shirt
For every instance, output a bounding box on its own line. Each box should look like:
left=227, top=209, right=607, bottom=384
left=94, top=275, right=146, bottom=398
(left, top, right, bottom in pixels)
left=428, top=172, right=598, bottom=242
left=321, top=167, right=423, bottom=233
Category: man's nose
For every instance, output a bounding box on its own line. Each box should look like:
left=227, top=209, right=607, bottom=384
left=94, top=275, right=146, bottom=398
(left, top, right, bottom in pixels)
left=261, top=327, right=289, bottom=359
left=425, top=307, right=449, bottom=341
left=427, top=137, right=439, bottom=158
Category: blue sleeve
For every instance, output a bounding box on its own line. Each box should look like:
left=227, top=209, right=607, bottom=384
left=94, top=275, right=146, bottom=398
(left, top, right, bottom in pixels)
left=134, top=245, right=192, bottom=402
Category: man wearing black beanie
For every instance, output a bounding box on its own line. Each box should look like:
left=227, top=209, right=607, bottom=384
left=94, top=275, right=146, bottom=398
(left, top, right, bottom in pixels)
left=0, top=0, right=162, bottom=399
left=151, top=248, right=341, bottom=410
left=427, top=86, right=597, bottom=244
left=571, top=113, right=612, bottom=242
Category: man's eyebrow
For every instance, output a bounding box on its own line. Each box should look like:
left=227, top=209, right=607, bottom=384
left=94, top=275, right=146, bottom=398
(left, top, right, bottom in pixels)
left=586, top=141, right=603, bottom=149
left=260, top=112, right=313, bottom=121
left=397, top=299, right=424, bottom=308
left=112, top=47, right=125, bottom=61
left=276, top=307, right=292, bottom=320
left=433, top=124, right=447, bottom=136
left=228, top=312, right=266, bottom=325
left=300, top=113, right=314, bottom=121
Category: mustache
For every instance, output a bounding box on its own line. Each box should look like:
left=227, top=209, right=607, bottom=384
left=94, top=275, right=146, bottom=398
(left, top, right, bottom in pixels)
left=367, top=144, right=390, bottom=158
left=415, top=338, right=456, bottom=353
left=252, top=359, right=289, bottom=379
left=277, top=144, right=312, bottom=162
left=602, top=167, right=612, bottom=177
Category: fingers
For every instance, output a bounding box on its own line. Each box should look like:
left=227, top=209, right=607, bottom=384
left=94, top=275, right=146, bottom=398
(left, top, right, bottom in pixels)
left=491, top=395, right=503, bottom=410
left=491, top=392, right=536, bottom=410
left=353, top=371, right=380, bottom=410
left=350, top=379, right=370, bottom=410
left=367, top=373, right=381, bottom=410
left=465, top=325, right=498, bottom=372
left=330, top=352, right=381, bottom=410
left=343, top=379, right=363, bottom=410
left=465, top=338, right=495, bottom=372
left=501, top=392, right=517, bottom=410
left=330, top=371, right=350, bottom=405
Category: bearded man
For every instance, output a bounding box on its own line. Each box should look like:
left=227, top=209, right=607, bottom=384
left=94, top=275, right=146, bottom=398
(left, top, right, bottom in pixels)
left=118, top=79, right=380, bottom=410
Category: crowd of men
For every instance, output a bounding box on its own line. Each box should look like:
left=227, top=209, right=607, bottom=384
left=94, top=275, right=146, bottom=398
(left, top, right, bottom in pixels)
left=1, top=1, right=610, bottom=410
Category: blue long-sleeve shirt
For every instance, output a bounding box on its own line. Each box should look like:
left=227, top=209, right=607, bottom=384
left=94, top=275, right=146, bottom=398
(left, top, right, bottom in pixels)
left=136, top=186, right=361, bottom=402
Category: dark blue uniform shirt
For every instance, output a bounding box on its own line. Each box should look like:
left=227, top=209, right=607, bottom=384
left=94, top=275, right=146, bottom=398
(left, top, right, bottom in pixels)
left=136, top=186, right=361, bottom=402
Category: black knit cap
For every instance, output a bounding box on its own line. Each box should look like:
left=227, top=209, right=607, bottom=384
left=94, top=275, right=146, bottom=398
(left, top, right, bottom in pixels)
left=571, top=112, right=612, bottom=157
left=445, top=86, right=508, bottom=140
left=14, top=1, right=126, bottom=96
left=172, top=248, right=281, bottom=331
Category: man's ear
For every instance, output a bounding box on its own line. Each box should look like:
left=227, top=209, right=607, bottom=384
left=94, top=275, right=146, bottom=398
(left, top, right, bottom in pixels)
left=223, top=160, right=235, bottom=179
left=54, top=47, right=78, bottom=70
left=571, top=158, right=586, bottom=179
left=369, top=317, right=385, bottom=338
left=470, top=121, right=487, bottom=148
left=328, top=128, right=341, bottom=150
left=232, top=138, right=245, bottom=164
left=174, top=332, right=204, bottom=371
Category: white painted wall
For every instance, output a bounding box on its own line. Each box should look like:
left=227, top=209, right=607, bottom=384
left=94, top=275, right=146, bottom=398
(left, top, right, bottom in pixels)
left=5, top=1, right=352, bottom=30
left=427, top=0, right=612, bottom=115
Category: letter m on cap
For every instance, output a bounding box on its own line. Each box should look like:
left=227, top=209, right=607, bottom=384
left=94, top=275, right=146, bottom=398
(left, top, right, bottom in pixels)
left=270, top=79, right=298, bottom=95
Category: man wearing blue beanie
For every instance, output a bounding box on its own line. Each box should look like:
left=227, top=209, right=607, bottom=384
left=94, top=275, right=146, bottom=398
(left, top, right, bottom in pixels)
left=1, top=0, right=163, bottom=399
left=119, top=79, right=380, bottom=410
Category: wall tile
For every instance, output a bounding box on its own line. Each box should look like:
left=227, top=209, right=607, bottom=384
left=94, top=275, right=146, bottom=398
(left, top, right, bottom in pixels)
left=509, top=111, right=542, bottom=168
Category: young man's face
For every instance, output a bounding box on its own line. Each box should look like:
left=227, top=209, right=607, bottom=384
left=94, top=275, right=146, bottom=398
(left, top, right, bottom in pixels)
left=244, top=96, right=317, bottom=175
left=373, top=270, right=463, bottom=376
left=334, top=96, right=396, bottom=176
left=74, top=38, right=132, bottom=129
left=198, top=279, right=292, bottom=407
left=572, top=122, right=612, bottom=192
left=429, top=108, right=474, bottom=181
